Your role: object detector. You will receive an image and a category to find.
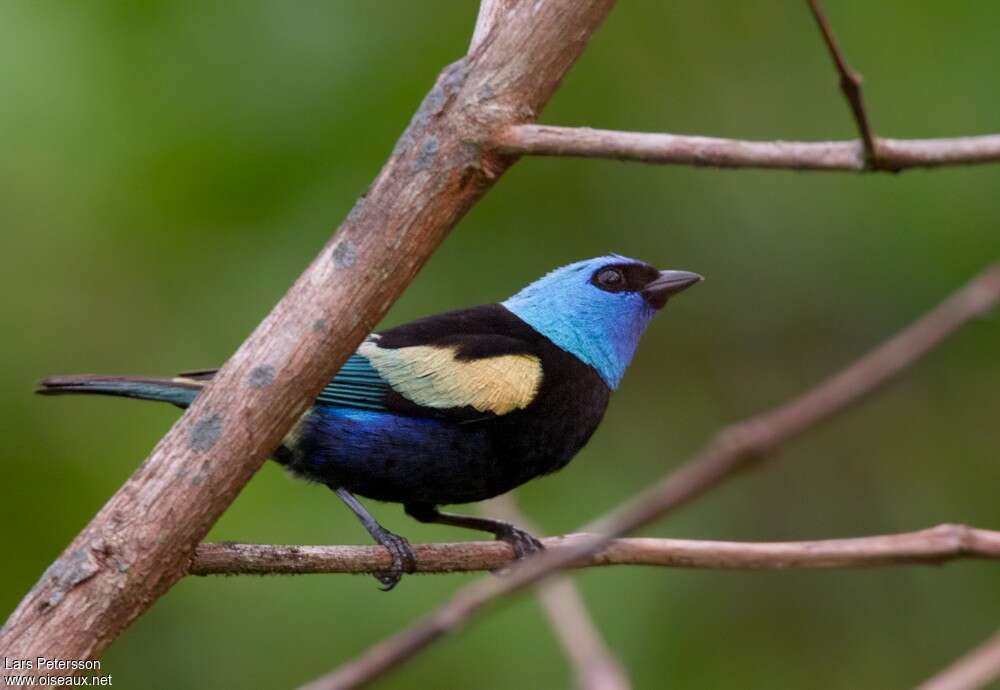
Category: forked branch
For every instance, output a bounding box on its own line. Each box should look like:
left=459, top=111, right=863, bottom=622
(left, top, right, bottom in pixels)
left=0, top=0, right=618, bottom=675
left=5, top=0, right=999, bottom=687
left=493, top=126, right=1000, bottom=171
left=491, top=1, right=1000, bottom=173
left=806, top=0, right=880, bottom=165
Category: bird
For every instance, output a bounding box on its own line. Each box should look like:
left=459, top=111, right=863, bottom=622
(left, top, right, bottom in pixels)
left=37, top=255, right=702, bottom=589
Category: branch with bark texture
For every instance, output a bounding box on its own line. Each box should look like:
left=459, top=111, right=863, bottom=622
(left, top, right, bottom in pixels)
left=303, top=262, right=1000, bottom=690
left=492, top=126, right=1000, bottom=171
left=489, top=0, right=1000, bottom=172
left=0, top=0, right=617, bottom=676
left=192, top=524, right=1000, bottom=576
left=4, top=0, right=999, bottom=686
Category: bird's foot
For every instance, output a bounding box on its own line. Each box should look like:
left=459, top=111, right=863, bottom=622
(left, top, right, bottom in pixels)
left=494, top=523, right=544, bottom=559
left=371, top=528, right=417, bottom=591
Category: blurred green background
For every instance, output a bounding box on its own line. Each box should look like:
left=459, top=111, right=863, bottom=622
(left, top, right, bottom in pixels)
left=2, top=2, right=999, bottom=688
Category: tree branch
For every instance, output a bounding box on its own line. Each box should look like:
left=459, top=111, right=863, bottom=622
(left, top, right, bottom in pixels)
left=191, top=524, right=1000, bottom=576
left=0, top=0, right=618, bottom=676
left=7, top=1, right=998, bottom=686
left=481, top=496, right=631, bottom=690
left=469, top=0, right=516, bottom=53
left=491, top=125, right=1000, bottom=171
left=303, top=261, right=1000, bottom=690
left=487, top=2, right=1000, bottom=173
left=528, top=576, right=632, bottom=690
left=806, top=0, right=881, bottom=166
left=916, top=628, right=1000, bottom=690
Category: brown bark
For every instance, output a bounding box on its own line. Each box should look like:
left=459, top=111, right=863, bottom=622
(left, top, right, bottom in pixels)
left=0, top=0, right=617, bottom=674
left=5, top=0, right=1000, bottom=686
left=190, top=524, right=1000, bottom=576
left=492, top=125, right=1000, bottom=171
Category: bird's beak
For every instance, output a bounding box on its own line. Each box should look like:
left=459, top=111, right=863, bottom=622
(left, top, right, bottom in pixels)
left=642, top=270, right=704, bottom=309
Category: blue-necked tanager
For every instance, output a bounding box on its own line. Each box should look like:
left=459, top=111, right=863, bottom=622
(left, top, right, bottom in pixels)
left=39, top=255, right=702, bottom=589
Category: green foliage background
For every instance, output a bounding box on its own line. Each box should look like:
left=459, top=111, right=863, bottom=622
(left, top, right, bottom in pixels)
left=2, top=2, right=999, bottom=688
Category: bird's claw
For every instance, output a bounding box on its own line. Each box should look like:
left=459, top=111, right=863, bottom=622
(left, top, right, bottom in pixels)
left=372, top=529, right=417, bottom=591
left=494, top=523, right=544, bottom=559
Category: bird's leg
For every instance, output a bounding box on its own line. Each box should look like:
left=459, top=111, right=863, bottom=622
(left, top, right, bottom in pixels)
left=405, top=503, right=544, bottom=559
left=330, top=486, right=416, bottom=591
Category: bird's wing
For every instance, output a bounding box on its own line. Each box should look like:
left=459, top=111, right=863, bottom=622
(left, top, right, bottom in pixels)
left=345, top=334, right=543, bottom=419
left=313, top=350, right=392, bottom=411
left=178, top=305, right=545, bottom=421
left=177, top=356, right=393, bottom=412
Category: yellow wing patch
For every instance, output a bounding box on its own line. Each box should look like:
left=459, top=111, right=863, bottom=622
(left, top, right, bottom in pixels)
left=358, top=342, right=542, bottom=415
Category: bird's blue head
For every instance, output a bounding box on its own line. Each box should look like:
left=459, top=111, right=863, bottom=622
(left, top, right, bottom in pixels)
left=502, top=255, right=702, bottom=390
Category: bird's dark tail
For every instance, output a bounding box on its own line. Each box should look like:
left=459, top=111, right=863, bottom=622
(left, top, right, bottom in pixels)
left=36, top=374, right=208, bottom=408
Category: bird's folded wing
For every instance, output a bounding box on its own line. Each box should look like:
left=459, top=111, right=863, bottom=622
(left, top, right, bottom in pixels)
left=176, top=328, right=544, bottom=421
left=317, top=335, right=543, bottom=420
left=314, top=353, right=390, bottom=411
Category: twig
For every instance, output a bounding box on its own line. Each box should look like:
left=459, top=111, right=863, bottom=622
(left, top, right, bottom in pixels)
left=0, top=0, right=618, bottom=675
left=916, top=629, right=1000, bottom=690
left=192, top=525, right=1000, bottom=576
left=302, top=261, right=1000, bottom=690
left=488, top=2, right=1000, bottom=173
left=491, top=125, right=1000, bottom=171
left=806, top=0, right=880, bottom=166
left=482, top=496, right=631, bottom=690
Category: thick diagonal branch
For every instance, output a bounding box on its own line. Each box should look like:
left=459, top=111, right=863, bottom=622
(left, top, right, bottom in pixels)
left=0, top=0, right=617, bottom=674
left=305, top=261, right=1000, bottom=690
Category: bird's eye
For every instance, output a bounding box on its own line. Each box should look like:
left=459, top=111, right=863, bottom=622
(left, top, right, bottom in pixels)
left=595, top=268, right=624, bottom=289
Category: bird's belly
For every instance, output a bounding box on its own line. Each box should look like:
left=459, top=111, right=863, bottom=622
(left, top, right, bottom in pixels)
left=280, top=407, right=543, bottom=505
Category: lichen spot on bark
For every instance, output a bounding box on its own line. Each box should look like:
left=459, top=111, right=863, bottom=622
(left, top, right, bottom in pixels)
left=189, top=414, right=223, bottom=452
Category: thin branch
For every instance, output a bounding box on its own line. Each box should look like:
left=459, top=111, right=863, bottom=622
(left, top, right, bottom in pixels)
left=529, top=580, right=631, bottom=690
left=481, top=496, right=631, bottom=690
left=303, top=261, right=1000, bottom=690
left=0, top=0, right=618, bottom=675
left=916, top=629, right=1000, bottom=690
left=193, top=525, right=1000, bottom=576
left=806, top=0, right=881, bottom=166
left=491, top=125, right=1000, bottom=171
left=487, top=2, right=1000, bottom=173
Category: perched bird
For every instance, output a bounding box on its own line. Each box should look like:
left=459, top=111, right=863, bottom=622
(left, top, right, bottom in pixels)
left=38, top=255, right=701, bottom=589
